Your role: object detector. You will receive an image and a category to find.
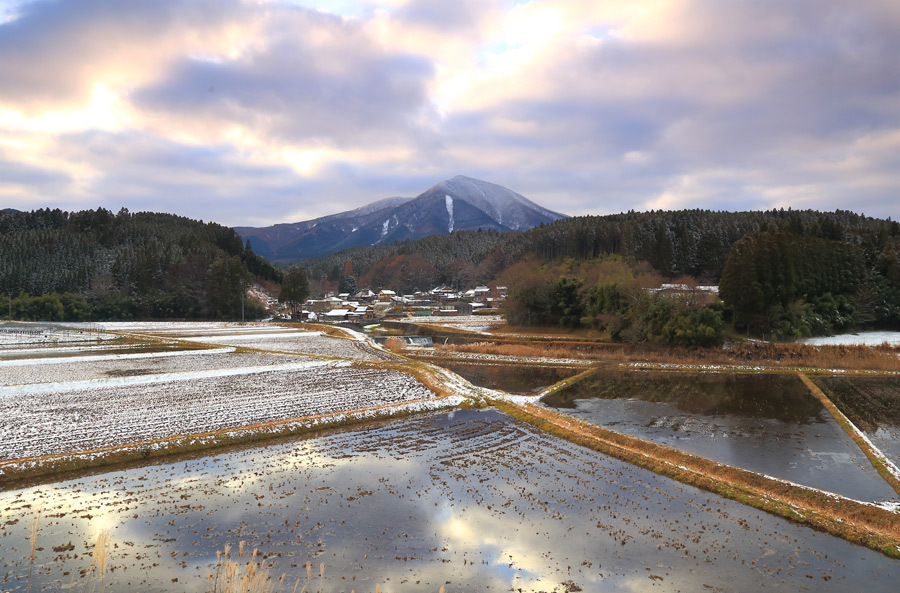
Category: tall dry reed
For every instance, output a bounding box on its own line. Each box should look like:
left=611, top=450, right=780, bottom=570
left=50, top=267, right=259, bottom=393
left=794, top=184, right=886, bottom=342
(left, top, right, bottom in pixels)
left=82, top=530, right=109, bottom=593
left=207, top=541, right=299, bottom=593
left=26, top=510, right=40, bottom=593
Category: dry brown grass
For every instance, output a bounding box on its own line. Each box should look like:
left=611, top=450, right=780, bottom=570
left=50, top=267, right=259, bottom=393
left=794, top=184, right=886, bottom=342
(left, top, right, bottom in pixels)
left=27, top=510, right=39, bottom=593
left=78, top=530, right=110, bottom=593
left=383, top=336, right=407, bottom=352
left=433, top=339, right=900, bottom=372
left=434, top=341, right=597, bottom=359
left=206, top=541, right=299, bottom=593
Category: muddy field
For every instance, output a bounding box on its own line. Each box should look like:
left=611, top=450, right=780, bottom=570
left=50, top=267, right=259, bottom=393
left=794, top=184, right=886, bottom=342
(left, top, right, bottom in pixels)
left=3, top=410, right=898, bottom=593
left=3, top=321, right=900, bottom=592
left=1, top=361, right=435, bottom=461
left=0, top=323, right=436, bottom=468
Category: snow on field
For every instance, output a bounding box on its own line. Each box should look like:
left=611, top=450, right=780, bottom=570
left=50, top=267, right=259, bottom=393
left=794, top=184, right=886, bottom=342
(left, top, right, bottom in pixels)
left=0, top=362, right=436, bottom=460
left=412, top=315, right=504, bottom=333
left=70, top=321, right=399, bottom=361
left=181, top=331, right=398, bottom=361
left=81, top=321, right=270, bottom=334
left=412, top=349, right=594, bottom=367
left=0, top=327, right=115, bottom=348
left=800, top=331, right=900, bottom=346
left=0, top=348, right=309, bottom=387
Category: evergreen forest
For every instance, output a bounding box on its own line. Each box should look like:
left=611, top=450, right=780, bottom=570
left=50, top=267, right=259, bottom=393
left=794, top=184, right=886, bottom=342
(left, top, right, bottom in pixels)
left=3, top=205, right=899, bottom=339
left=302, top=208, right=900, bottom=342
left=0, top=208, right=281, bottom=321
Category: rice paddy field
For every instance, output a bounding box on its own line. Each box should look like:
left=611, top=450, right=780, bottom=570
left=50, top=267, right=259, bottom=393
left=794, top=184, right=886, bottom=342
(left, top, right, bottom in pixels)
left=2, top=320, right=900, bottom=591
left=542, top=369, right=900, bottom=503
left=813, top=376, right=900, bottom=465
left=3, top=410, right=900, bottom=593
left=0, top=323, right=439, bottom=474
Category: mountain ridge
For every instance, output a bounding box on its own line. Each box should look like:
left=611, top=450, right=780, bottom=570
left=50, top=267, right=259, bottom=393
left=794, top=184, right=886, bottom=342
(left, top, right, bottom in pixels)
left=236, top=176, right=567, bottom=263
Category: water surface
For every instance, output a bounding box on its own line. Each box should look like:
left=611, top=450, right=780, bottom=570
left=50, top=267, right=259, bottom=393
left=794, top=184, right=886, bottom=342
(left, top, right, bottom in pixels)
left=2, top=410, right=898, bottom=592
left=544, top=370, right=898, bottom=502
left=435, top=361, right=580, bottom=394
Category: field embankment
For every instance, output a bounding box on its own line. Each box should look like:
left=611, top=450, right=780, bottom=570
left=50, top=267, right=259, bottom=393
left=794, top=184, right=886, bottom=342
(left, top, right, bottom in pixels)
left=492, top=399, right=900, bottom=558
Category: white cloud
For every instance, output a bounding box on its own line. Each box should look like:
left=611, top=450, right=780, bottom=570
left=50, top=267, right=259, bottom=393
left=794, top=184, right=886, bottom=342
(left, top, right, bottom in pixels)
left=0, top=0, right=896, bottom=225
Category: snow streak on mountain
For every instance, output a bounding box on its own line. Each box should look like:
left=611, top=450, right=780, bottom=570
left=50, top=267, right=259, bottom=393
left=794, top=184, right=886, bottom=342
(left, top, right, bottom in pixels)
left=235, top=176, right=567, bottom=263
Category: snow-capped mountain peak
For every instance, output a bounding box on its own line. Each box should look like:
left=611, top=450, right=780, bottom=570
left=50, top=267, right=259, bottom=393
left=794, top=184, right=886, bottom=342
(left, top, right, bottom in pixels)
left=236, top=176, right=567, bottom=262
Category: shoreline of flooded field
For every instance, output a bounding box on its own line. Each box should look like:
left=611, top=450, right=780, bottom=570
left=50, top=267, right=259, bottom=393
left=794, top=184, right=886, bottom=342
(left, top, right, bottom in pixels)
left=2, top=409, right=899, bottom=593
left=542, top=370, right=900, bottom=502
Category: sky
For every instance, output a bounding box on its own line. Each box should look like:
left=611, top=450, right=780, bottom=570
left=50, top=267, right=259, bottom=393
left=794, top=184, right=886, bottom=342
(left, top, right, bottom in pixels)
left=0, top=0, right=897, bottom=227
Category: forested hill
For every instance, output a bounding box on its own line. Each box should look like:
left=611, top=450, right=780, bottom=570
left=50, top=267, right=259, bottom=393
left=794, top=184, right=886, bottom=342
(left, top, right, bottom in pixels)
left=0, top=208, right=281, bottom=320
left=302, top=208, right=900, bottom=334
left=305, top=209, right=899, bottom=287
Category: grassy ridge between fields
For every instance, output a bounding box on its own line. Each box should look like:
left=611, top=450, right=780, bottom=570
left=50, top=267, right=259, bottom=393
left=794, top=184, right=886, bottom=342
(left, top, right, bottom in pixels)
left=491, top=399, right=900, bottom=559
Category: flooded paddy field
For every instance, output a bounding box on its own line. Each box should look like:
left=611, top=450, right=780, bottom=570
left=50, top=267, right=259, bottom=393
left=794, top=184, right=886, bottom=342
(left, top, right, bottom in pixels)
left=2, top=409, right=898, bottom=593
left=543, top=370, right=898, bottom=502
left=0, top=325, right=117, bottom=351
left=815, top=376, right=900, bottom=464
left=430, top=360, right=581, bottom=394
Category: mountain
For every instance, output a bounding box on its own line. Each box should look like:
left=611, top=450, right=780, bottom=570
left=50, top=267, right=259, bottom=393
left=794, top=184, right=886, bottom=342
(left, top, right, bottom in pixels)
left=236, top=176, right=567, bottom=262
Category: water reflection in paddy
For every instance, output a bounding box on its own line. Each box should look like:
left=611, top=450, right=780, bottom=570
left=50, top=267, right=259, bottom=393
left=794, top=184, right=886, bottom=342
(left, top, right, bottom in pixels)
left=543, top=370, right=898, bottom=502
left=433, top=361, right=581, bottom=394
left=2, top=410, right=898, bottom=592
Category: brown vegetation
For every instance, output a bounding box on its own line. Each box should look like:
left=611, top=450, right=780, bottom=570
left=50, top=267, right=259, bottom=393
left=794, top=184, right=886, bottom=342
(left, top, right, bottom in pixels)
left=206, top=542, right=300, bottom=593
left=383, top=336, right=407, bottom=352
left=433, top=339, right=900, bottom=372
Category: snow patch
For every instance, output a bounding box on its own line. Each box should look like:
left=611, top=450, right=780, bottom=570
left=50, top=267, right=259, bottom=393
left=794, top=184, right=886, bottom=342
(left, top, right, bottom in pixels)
left=445, top=195, right=454, bottom=232
left=800, top=331, right=900, bottom=346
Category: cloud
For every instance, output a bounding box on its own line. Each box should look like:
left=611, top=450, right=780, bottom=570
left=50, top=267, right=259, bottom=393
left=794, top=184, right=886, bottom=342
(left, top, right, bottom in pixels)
left=132, top=11, right=436, bottom=148
left=0, top=0, right=897, bottom=225
left=0, top=147, right=71, bottom=197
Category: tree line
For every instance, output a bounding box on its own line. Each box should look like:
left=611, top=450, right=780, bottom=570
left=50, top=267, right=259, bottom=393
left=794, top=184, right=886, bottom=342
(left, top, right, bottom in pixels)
left=1, top=208, right=282, bottom=321
left=298, top=208, right=900, bottom=339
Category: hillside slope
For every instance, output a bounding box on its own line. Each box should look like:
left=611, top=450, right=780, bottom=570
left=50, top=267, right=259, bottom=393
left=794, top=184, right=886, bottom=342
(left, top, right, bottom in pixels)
left=236, top=176, right=567, bottom=262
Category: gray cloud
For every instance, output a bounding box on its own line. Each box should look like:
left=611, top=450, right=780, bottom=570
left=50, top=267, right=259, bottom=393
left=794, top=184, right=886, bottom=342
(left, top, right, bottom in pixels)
left=133, top=19, right=436, bottom=147
left=0, top=149, right=71, bottom=193
left=0, top=0, right=897, bottom=226
left=393, top=0, right=487, bottom=33
left=0, top=0, right=237, bottom=109
left=44, top=130, right=307, bottom=224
